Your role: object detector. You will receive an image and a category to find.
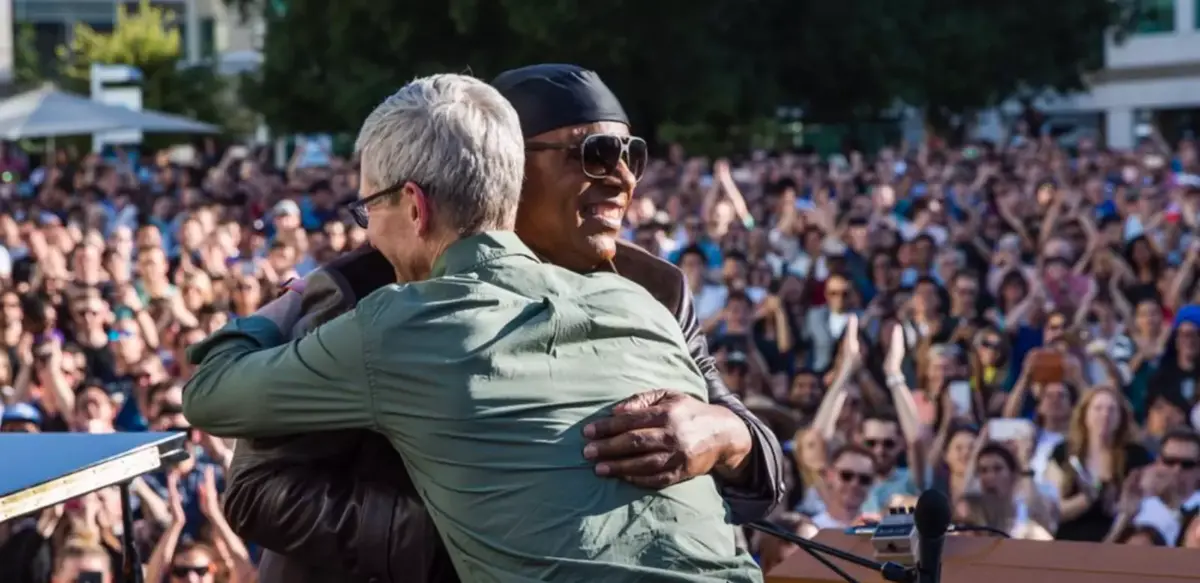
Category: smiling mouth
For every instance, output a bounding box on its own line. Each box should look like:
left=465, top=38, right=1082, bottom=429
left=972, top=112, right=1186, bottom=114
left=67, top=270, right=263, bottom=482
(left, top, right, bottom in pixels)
left=580, top=202, right=625, bottom=231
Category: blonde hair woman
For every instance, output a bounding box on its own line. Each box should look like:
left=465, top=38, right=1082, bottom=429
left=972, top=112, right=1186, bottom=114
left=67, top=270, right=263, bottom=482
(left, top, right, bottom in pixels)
left=1046, top=386, right=1151, bottom=541
left=791, top=427, right=830, bottom=515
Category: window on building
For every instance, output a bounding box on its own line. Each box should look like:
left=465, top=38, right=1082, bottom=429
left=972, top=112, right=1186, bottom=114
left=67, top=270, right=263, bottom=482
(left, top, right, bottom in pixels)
left=200, top=18, right=217, bottom=59
left=1135, top=0, right=1175, bottom=34
left=177, top=18, right=218, bottom=61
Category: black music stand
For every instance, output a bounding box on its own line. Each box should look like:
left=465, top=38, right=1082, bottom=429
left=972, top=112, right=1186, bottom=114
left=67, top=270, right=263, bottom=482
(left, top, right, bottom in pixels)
left=0, top=432, right=188, bottom=583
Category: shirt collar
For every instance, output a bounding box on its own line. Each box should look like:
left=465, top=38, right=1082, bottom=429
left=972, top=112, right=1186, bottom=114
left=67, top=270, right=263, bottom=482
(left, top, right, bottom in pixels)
left=431, top=231, right=540, bottom=277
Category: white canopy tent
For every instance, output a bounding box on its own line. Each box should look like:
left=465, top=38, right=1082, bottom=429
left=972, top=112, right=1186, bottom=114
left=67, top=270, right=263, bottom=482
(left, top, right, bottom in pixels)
left=0, top=85, right=218, bottom=140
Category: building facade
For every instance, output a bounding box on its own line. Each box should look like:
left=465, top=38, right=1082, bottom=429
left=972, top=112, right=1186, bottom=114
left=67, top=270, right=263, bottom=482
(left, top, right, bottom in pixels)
left=1044, top=0, right=1200, bottom=148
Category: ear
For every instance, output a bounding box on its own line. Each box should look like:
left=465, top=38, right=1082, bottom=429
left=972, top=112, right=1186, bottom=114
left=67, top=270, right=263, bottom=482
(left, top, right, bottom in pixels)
left=405, top=182, right=430, bottom=235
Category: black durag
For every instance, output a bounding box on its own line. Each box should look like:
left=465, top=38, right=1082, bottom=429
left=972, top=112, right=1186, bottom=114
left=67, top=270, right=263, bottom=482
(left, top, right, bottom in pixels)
left=491, top=64, right=629, bottom=138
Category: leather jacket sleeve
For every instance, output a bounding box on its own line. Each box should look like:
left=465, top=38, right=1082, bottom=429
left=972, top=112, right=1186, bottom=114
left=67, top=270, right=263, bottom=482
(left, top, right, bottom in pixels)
left=225, top=432, right=384, bottom=575
left=675, top=275, right=785, bottom=523
left=221, top=248, right=450, bottom=582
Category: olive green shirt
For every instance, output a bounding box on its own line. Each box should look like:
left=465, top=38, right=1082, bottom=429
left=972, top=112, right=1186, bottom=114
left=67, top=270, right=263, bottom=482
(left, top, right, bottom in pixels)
left=183, top=232, right=761, bottom=583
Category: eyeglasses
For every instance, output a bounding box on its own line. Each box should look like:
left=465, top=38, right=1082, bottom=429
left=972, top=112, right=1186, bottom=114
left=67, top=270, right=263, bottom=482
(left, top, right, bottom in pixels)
left=836, top=469, right=874, bottom=487
left=864, top=438, right=896, bottom=450
left=525, top=134, right=648, bottom=181
left=170, top=565, right=211, bottom=578
left=1161, top=456, right=1199, bottom=470
left=345, top=180, right=420, bottom=228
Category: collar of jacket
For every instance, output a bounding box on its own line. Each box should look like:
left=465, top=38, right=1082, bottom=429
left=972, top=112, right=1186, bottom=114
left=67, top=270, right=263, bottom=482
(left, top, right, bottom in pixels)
left=431, top=231, right=540, bottom=277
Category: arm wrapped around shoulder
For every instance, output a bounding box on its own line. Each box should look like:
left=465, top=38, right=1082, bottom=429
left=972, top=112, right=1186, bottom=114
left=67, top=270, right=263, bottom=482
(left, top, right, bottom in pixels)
left=322, top=245, right=396, bottom=299
left=293, top=246, right=395, bottom=333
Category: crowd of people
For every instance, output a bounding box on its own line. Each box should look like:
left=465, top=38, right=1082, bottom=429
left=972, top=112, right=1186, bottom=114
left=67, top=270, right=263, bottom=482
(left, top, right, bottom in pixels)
left=2, top=118, right=1200, bottom=582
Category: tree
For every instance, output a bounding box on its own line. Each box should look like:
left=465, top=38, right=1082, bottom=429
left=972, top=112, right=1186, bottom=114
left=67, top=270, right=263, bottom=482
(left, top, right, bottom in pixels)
left=58, top=0, right=242, bottom=134
left=238, top=0, right=1129, bottom=147
left=845, top=0, right=1128, bottom=138
left=13, top=24, right=44, bottom=89
left=240, top=0, right=784, bottom=146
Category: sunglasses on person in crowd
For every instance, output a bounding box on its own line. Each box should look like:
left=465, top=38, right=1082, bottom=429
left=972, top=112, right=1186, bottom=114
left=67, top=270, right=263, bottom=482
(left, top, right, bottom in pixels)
left=836, top=469, right=874, bottom=487
left=1161, top=456, right=1199, bottom=470
left=863, top=438, right=896, bottom=450
left=526, top=134, right=648, bottom=181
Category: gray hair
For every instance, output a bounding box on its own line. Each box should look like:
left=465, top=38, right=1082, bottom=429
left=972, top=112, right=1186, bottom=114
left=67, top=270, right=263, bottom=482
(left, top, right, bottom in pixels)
left=355, top=74, right=524, bottom=234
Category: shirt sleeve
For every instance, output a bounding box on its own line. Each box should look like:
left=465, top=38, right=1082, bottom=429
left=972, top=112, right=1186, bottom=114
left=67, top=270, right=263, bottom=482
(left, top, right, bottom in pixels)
left=182, top=312, right=374, bottom=438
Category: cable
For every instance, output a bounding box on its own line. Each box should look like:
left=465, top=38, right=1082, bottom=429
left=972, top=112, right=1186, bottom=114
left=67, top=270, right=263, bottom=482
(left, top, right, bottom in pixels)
left=948, top=524, right=1011, bottom=538
left=747, top=521, right=914, bottom=583
left=748, top=521, right=862, bottom=583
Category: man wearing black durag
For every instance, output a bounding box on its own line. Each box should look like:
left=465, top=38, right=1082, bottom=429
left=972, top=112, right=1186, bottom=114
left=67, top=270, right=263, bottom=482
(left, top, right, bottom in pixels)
left=222, top=64, right=782, bottom=583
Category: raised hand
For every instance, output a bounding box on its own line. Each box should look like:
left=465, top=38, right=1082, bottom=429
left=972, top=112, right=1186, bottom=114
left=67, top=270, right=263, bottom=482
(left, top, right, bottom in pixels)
left=198, top=464, right=221, bottom=518
left=166, top=471, right=186, bottom=525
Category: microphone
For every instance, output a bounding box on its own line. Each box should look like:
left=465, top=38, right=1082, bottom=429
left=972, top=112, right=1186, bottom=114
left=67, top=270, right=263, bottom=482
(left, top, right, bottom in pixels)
left=912, top=489, right=952, bottom=583
left=747, top=521, right=914, bottom=583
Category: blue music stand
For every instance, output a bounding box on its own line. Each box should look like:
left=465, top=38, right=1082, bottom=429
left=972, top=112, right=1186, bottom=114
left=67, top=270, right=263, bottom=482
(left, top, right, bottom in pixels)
left=0, top=432, right=188, bottom=583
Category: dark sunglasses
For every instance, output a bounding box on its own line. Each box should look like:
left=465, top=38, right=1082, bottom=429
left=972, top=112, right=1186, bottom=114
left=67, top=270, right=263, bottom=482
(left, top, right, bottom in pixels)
left=526, top=134, right=648, bottom=180
left=864, top=438, right=896, bottom=450
left=345, top=180, right=422, bottom=228
left=1161, top=456, right=1199, bottom=470
left=837, top=469, right=874, bottom=487
left=170, top=565, right=211, bottom=577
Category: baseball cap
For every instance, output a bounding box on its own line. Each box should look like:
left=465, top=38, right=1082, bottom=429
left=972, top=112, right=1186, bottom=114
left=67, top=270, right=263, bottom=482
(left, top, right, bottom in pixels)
left=273, top=200, right=301, bottom=217
left=1, top=402, right=42, bottom=426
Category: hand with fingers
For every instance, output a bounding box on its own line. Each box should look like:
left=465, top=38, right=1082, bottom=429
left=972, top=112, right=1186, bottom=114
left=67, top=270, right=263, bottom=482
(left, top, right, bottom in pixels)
left=582, top=389, right=751, bottom=489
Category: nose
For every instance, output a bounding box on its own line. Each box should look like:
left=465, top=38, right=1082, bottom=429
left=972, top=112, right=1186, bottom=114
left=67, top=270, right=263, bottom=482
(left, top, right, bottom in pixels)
left=600, top=159, right=638, bottom=194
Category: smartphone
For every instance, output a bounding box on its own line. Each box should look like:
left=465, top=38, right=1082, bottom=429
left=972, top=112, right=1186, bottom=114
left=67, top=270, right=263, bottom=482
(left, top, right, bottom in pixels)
left=76, top=571, right=104, bottom=583
left=1068, top=455, right=1096, bottom=489
left=947, top=381, right=973, bottom=417
left=988, top=418, right=1034, bottom=442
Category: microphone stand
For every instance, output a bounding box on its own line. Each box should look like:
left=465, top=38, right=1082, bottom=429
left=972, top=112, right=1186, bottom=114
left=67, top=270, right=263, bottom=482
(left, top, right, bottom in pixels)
left=747, top=521, right=915, bottom=583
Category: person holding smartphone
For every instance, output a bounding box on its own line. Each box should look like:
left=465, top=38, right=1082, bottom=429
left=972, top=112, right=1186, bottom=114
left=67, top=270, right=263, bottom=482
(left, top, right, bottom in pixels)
left=1047, top=386, right=1152, bottom=541
left=49, top=540, right=112, bottom=583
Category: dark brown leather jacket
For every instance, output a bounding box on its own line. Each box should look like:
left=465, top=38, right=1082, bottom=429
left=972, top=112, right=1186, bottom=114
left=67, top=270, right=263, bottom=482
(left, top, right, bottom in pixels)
left=223, top=242, right=783, bottom=583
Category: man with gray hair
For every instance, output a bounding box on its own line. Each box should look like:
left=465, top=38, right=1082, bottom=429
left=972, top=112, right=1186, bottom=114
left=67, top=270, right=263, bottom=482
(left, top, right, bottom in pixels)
left=183, top=73, right=762, bottom=582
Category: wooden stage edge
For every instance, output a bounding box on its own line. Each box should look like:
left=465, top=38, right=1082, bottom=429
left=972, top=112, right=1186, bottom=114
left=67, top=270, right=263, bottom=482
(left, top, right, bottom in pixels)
left=766, top=530, right=1200, bottom=583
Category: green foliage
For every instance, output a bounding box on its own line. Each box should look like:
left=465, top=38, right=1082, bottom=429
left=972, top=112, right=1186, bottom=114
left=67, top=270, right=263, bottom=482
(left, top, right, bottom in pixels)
left=236, top=0, right=1129, bottom=149
left=13, top=24, right=43, bottom=89
left=56, top=0, right=251, bottom=139
left=242, top=0, right=775, bottom=144
left=885, top=0, right=1129, bottom=133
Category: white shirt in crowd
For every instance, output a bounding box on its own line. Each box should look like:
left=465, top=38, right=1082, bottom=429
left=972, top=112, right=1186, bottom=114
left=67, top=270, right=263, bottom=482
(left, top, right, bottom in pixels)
left=1030, top=430, right=1065, bottom=485
left=810, top=511, right=852, bottom=531
left=694, top=284, right=729, bottom=322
